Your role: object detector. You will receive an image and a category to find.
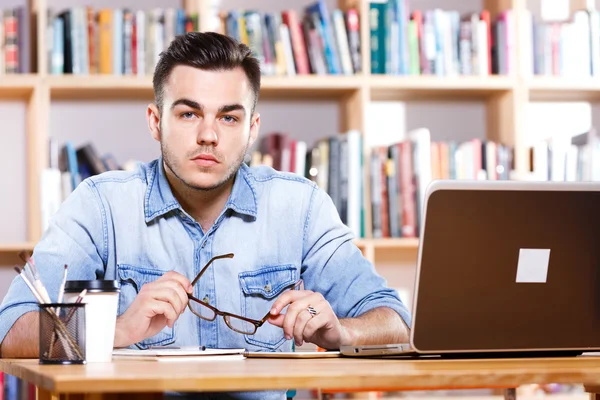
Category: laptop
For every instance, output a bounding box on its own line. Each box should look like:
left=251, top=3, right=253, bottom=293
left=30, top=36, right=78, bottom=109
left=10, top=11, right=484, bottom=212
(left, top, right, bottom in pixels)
left=341, top=179, right=600, bottom=358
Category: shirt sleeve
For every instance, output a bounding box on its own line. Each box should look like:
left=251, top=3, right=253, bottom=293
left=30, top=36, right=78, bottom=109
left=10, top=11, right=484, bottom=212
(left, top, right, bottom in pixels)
left=301, top=185, right=412, bottom=328
left=0, top=179, right=107, bottom=346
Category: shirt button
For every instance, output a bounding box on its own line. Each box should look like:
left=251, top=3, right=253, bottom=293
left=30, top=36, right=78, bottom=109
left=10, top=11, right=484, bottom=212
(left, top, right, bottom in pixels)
left=201, top=242, right=206, bottom=248
left=202, top=296, right=210, bottom=304
left=264, top=284, right=271, bottom=293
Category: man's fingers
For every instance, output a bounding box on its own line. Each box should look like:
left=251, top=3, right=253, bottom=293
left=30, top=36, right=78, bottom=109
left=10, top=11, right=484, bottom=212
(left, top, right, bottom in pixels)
left=163, top=280, right=190, bottom=313
left=160, top=270, right=193, bottom=293
left=150, top=299, right=179, bottom=324
left=292, top=308, right=314, bottom=346
left=154, top=287, right=185, bottom=315
left=270, top=290, right=313, bottom=315
left=267, top=314, right=285, bottom=327
left=281, top=298, right=314, bottom=339
left=150, top=279, right=190, bottom=314
left=302, top=312, right=330, bottom=344
left=281, top=292, right=324, bottom=339
left=298, top=299, right=334, bottom=345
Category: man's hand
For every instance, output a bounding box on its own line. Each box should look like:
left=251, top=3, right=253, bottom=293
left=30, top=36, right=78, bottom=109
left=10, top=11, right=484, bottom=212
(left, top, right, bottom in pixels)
left=114, top=271, right=192, bottom=348
left=267, top=289, right=352, bottom=350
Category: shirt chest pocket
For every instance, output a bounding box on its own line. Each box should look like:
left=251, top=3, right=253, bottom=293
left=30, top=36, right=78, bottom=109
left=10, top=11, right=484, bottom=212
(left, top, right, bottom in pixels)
left=117, top=265, right=176, bottom=349
left=238, top=265, right=298, bottom=351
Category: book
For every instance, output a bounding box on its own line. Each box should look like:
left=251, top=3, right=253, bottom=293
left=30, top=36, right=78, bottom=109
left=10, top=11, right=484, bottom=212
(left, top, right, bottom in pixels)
left=243, top=350, right=340, bottom=358
left=112, top=347, right=246, bottom=362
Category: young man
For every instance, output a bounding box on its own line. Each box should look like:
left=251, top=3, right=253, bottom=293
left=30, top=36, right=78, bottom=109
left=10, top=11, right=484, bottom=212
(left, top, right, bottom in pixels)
left=0, top=32, right=411, bottom=398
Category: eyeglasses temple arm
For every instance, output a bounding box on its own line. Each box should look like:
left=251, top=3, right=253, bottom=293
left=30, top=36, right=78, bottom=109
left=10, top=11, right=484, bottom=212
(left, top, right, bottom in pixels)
left=190, top=253, right=234, bottom=286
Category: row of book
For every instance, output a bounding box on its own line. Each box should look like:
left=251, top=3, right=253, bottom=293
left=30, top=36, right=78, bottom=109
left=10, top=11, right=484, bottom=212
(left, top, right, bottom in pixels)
left=248, top=130, right=365, bottom=238
left=369, top=1, right=514, bottom=76
left=369, top=137, right=513, bottom=239
left=47, top=7, right=200, bottom=76
left=528, top=128, right=600, bottom=182
left=40, top=139, right=122, bottom=233
left=0, top=372, right=34, bottom=400
left=41, top=131, right=516, bottom=240
left=34, top=2, right=600, bottom=79
left=46, top=0, right=361, bottom=77
left=248, top=130, right=515, bottom=239
left=0, top=6, right=32, bottom=74
left=220, top=5, right=361, bottom=76
left=523, top=8, right=600, bottom=77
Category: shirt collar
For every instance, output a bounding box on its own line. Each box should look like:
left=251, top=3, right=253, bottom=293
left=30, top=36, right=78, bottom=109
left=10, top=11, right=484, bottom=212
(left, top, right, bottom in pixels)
left=225, top=163, right=258, bottom=218
left=145, top=157, right=258, bottom=223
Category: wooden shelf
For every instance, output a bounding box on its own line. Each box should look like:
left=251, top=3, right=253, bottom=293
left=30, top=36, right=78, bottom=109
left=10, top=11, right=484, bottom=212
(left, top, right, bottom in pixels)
left=527, top=76, right=600, bottom=101
left=0, top=74, right=37, bottom=98
left=369, top=75, right=516, bottom=100
left=46, top=74, right=363, bottom=100
left=0, top=242, right=35, bottom=253
left=370, top=238, right=419, bottom=249
left=42, top=74, right=526, bottom=101
left=47, top=75, right=154, bottom=100
left=44, top=74, right=600, bottom=102
left=260, top=75, right=362, bottom=98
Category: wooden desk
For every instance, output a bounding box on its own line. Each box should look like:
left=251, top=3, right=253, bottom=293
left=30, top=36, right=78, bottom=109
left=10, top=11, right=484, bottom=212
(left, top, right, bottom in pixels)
left=3, top=356, right=600, bottom=400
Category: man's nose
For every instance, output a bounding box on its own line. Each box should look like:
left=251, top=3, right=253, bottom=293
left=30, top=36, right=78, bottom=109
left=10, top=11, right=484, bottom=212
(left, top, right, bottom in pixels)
left=197, top=121, right=218, bottom=146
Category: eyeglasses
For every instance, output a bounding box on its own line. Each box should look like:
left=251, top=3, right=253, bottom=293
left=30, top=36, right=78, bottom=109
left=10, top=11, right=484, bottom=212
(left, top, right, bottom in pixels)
left=187, top=253, right=303, bottom=335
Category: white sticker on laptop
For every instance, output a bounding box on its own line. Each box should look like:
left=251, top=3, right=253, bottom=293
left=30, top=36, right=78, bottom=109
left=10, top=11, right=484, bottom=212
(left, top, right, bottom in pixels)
left=516, top=248, right=551, bottom=283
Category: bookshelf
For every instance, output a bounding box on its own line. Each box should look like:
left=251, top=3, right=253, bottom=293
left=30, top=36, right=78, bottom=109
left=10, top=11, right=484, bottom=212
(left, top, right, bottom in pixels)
left=43, top=75, right=518, bottom=97
left=0, top=242, right=36, bottom=252
left=369, top=75, right=516, bottom=95
left=527, top=76, right=600, bottom=101
left=1, top=0, right=598, bottom=267
left=0, top=74, right=36, bottom=97
left=45, top=74, right=364, bottom=99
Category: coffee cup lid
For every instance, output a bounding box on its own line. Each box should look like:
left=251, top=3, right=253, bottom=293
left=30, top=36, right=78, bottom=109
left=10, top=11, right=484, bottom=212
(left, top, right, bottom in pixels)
left=64, top=280, right=120, bottom=293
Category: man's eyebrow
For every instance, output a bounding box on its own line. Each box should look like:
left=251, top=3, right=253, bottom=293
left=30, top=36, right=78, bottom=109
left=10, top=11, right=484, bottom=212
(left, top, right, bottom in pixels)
left=218, top=104, right=246, bottom=115
left=171, top=98, right=203, bottom=111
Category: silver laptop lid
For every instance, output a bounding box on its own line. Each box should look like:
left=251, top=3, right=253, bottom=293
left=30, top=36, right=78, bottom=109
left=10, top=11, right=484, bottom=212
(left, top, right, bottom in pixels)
left=411, top=180, right=600, bottom=354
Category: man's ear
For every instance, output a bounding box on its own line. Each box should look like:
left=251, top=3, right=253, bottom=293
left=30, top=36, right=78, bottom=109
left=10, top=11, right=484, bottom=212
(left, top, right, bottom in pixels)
left=147, top=103, right=161, bottom=142
left=248, top=112, right=260, bottom=148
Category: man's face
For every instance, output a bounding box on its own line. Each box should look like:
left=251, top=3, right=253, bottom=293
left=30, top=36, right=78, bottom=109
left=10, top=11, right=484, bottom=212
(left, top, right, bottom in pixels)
left=148, top=65, right=259, bottom=191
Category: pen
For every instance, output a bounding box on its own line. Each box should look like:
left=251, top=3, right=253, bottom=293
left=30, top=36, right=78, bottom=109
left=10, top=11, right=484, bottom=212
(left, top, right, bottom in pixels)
left=14, top=265, right=79, bottom=360
left=13, top=266, right=45, bottom=304
left=18, top=252, right=51, bottom=304
left=63, top=289, right=87, bottom=323
left=57, top=264, right=68, bottom=304
left=55, top=264, right=68, bottom=316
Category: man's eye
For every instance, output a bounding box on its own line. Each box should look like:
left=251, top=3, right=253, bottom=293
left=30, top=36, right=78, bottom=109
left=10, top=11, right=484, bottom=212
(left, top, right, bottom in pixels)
left=181, top=112, right=195, bottom=119
left=221, top=115, right=237, bottom=124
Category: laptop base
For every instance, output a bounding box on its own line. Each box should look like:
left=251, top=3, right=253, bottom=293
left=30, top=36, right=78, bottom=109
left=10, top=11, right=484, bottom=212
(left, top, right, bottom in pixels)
left=437, top=350, right=584, bottom=359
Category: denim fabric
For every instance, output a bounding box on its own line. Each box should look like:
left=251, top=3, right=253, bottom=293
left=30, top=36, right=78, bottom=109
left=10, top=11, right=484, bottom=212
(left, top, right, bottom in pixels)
left=0, top=157, right=412, bottom=400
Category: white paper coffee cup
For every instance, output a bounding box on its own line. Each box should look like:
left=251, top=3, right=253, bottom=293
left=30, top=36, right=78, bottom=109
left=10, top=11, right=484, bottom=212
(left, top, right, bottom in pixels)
left=63, top=280, right=119, bottom=363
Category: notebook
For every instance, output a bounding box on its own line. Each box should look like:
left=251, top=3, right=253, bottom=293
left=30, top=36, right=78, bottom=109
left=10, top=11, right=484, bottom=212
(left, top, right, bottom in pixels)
left=112, top=347, right=246, bottom=362
left=243, top=350, right=341, bottom=358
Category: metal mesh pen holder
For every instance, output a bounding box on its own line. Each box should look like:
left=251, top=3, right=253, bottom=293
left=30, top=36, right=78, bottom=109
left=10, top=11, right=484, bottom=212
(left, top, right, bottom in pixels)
left=39, top=303, right=86, bottom=364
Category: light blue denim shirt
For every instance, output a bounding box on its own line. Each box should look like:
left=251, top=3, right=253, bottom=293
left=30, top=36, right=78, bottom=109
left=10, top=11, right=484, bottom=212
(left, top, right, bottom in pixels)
left=0, top=157, right=411, bottom=399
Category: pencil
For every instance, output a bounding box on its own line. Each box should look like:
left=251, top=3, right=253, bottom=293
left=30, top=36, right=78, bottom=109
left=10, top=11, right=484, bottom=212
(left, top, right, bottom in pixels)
left=55, top=265, right=68, bottom=316
left=57, top=264, right=67, bottom=304
left=13, top=266, right=44, bottom=304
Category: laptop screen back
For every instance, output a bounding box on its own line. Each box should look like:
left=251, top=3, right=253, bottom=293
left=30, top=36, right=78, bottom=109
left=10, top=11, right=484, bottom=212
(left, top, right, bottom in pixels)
left=411, top=182, right=600, bottom=354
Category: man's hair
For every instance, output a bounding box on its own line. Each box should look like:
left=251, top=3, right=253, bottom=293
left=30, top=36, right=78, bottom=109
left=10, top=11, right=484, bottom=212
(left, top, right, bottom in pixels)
left=153, top=31, right=261, bottom=115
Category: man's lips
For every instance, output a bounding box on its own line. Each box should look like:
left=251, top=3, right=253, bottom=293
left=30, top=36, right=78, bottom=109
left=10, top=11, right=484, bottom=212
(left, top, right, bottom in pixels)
left=192, top=154, right=218, bottom=162
left=192, top=154, right=219, bottom=167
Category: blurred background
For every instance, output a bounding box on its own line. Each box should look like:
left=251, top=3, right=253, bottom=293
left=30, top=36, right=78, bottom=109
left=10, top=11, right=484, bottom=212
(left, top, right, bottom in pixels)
left=0, top=0, right=598, bottom=398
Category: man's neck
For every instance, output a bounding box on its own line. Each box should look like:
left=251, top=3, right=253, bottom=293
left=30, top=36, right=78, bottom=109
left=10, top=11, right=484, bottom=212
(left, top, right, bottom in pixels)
left=164, top=165, right=235, bottom=232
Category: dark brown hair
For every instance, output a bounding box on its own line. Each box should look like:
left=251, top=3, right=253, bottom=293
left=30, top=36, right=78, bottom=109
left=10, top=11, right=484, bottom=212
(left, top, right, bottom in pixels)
left=153, top=31, right=261, bottom=114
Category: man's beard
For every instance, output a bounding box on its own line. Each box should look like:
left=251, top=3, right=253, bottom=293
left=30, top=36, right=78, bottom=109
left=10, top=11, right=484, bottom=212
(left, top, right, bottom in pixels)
left=161, top=141, right=249, bottom=192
